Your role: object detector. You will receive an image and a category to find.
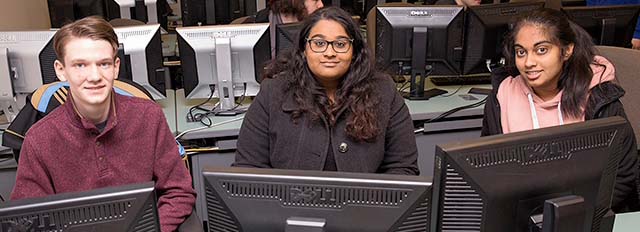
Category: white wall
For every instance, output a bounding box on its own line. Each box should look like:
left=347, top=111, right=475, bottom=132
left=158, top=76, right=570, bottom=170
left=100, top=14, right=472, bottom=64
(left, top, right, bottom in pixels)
left=0, top=0, right=51, bottom=30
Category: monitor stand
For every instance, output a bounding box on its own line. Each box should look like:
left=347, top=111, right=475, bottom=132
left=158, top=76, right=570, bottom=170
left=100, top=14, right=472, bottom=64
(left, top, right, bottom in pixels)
left=405, top=26, right=447, bottom=100
left=529, top=195, right=585, bottom=232
left=285, top=217, right=326, bottom=232
left=214, top=37, right=238, bottom=113
left=600, top=18, right=616, bottom=46
left=0, top=48, right=18, bottom=123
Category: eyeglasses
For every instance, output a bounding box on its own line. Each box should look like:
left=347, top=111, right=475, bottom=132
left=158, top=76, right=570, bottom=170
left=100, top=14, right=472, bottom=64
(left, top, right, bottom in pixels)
left=306, top=38, right=354, bottom=53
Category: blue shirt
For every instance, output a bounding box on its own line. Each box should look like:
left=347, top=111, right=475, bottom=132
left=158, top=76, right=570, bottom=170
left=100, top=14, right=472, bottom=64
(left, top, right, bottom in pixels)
left=586, top=0, right=640, bottom=39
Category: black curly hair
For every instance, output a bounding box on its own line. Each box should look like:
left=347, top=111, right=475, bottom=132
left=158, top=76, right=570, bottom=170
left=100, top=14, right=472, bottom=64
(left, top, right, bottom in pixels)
left=264, top=6, right=384, bottom=142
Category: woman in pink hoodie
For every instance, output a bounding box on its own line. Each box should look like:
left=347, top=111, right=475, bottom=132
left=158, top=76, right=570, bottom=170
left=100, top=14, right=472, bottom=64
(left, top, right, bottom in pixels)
left=482, top=8, right=639, bottom=212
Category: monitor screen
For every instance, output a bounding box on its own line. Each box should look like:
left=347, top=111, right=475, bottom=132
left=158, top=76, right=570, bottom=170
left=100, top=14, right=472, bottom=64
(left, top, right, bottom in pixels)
left=562, top=5, right=640, bottom=47
left=48, top=0, right=161, bottom=28
left=0, top=181, right=160, bottom=231
left=462, top=2, right=544, bottom=75
left=275, top=22, right=303, bottom=57
left=431, top=117, right=626, bottom=232
left=181, top=0, right=258, bottom=26
left=113, top=24, right=166, bottom=100
left=375, top=6, right=464, bottom=100
left=202, top=167, right=431, bottom=231
left=177, top=23, right=270, bottom=111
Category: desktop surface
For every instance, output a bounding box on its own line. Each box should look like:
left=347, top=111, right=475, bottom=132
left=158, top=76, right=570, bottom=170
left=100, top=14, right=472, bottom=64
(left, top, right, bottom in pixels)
left=614, top=211, right=640, bottom=232
left=175, top=81, right=490, bottom=138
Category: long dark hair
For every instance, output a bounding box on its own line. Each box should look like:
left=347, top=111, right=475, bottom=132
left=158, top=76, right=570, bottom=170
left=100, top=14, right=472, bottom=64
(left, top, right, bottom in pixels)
left=503, top=8, right=597, bottom=118
left=265, top=6, right=382, bottom=142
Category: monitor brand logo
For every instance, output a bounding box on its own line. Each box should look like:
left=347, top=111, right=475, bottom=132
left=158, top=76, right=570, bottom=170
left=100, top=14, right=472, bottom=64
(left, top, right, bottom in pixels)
left=524, top=142, right=570, bottom=163
left=1, top=215, right=57, bottom=231
left=410, top=11, right=432, bottom=17
left=210, top=31, right=236, bottom=39
left=0, top=34, right=16, bottom=42
left=290, top=188, right=336, bottom=205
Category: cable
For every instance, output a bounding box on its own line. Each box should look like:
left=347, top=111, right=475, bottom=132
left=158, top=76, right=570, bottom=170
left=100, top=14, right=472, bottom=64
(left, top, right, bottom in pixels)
left=485, top=59, right=492, bottom=73
left=438, top=84, right=463, bottom=98
left=187, top=85, right=216, bottom=124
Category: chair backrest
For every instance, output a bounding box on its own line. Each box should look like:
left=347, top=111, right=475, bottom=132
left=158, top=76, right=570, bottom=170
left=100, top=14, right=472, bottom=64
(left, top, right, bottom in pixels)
left=2, top=79, right=152, bottom=162
left=231, top=15, right=253, bottom=24
left=596, top=45, right=640, bottom=148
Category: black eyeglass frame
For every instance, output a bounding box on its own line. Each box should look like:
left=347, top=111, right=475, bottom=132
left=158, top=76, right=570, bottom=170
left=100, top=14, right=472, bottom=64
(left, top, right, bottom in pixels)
left=305, top=38, right=355, bottom=53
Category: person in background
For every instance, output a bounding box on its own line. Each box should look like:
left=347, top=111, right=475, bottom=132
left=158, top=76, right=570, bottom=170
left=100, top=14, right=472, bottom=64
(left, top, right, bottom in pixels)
left=255, top=0, right=325, bottom=58
left=434, top=0, right=481, bottom=7
left=586, top=0, right=640, bottom=49
left=233, top=7, right=419, bottom=175
left=482, top=8, right=639, bottom=212
left=10, top=16, right=196, bottom=231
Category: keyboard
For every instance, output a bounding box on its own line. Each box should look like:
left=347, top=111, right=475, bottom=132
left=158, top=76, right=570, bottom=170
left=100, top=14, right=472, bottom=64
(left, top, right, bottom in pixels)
left=429, top=73, right=492, bottom=86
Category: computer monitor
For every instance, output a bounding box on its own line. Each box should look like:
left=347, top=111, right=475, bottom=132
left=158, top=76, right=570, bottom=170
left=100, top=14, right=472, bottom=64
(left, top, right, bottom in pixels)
left=462, top=2, right=545, bottom=75
left=0, top=181, right=159, bottom=231
left=177, top=23, right=270, bottom=111
left=181, top=0, right=258, bottom=26
left=113, top=24, right=166, bottom=100
left=375, top=6, right=465, bottom=100
left=107, top=0, right=160, bottom=24
left=562, top=5, right=640, bottom=47
left=431, top=116, right=626, bottom=232
left=275, top=22, right=303, bottom=57
left=202, top=167, right=431, bottom=231
left=48, top=0, right=161, bottom=28
left=0, top=30, right=58, bottom=122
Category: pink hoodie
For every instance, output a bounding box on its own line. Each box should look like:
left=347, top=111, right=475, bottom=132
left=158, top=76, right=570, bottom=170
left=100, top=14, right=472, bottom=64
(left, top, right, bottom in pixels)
left=497, top=55, right=616, bottom=134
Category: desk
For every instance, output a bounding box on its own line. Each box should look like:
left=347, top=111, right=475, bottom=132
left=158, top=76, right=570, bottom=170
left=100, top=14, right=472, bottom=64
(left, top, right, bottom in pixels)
left=175, top=83, right=491, bottom=222
left=157, top=89, right=177, bottom=134
left=0, top=125, right=17, bottom=202
left=614, top=211, right=640, bottom=231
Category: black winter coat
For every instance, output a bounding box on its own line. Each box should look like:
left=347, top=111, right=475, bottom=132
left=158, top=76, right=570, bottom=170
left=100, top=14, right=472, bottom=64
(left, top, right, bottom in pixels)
left=232, top=77, right=420, bottom=175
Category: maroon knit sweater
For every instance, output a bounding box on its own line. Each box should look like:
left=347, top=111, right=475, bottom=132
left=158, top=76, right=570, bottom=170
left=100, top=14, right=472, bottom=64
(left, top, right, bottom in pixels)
left=11, top=93, right=196, bottom=232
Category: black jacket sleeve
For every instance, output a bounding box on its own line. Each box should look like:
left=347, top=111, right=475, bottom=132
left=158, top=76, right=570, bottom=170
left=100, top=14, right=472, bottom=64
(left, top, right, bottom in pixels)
left=232, top=79, right=273, bottom=168
left=587, top=83, right=640, bottom=212
left=480, top=66, right=518, bottom=136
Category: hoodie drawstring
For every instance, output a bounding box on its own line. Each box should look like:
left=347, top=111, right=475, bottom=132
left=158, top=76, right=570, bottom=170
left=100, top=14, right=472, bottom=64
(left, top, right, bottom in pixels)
left=527, top=93, right=564, bottom=130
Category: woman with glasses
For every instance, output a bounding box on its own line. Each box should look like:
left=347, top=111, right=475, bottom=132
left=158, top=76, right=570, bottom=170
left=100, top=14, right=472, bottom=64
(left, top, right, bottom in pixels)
left=232, top=7, right=419, bottom=175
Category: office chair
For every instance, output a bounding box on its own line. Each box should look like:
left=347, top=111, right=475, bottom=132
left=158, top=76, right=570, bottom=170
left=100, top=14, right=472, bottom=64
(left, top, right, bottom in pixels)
left=1, top=79, right=152, bottom=162
left=596, top=45, right=640, bottom=149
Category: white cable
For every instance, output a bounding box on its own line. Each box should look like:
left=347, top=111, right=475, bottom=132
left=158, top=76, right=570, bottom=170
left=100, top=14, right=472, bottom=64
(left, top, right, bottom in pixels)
left=485, top=59, right=492, bottom=72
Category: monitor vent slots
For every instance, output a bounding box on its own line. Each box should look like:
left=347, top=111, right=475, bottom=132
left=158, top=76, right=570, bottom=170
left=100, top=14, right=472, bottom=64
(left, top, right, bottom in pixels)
left=395, top=192, right=430, bottom=232
left=380, top=8, right=459, bottom=17
left=0, top=199, right=136, bottom=230
left=184, top=30, right=262, bottom=39
left=218, top=181, right=411, bottom=209
left=1, top=32, right=52, bottom=42
left=119, top=30, right=153, bottom=39
left=205, top=186, right=242, bottom=232
left=463, top=130, right=617, bottom=168
left=132, top=202, right=159, bottom=231
left=441, top=166, right=483, bottom=232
